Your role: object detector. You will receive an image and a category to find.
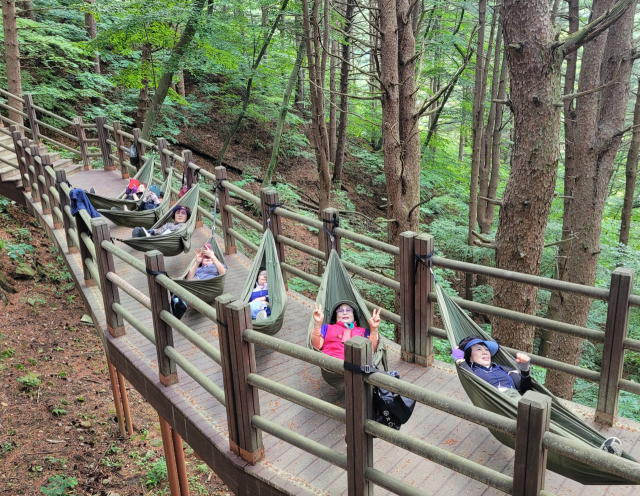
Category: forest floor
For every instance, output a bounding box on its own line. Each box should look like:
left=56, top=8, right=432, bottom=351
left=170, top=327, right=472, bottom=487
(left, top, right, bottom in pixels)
left=0, top=201, right=231, bottom=496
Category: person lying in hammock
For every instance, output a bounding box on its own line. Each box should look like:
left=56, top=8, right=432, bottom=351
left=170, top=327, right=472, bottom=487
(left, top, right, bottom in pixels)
left=452, top=335, right=532, bottom=395
left=249, top=267, right=270, bottom=321
left=136, top=183, right=162, bottom=211
left=311, top=301, right=381, bottom=361
left=131, top=206, right=191, bottom=238
left=186, top=245, right=226, bottom=280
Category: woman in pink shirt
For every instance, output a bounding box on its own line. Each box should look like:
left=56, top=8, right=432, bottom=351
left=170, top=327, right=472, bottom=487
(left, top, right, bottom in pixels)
left=310, top=300, right=381, bottom=360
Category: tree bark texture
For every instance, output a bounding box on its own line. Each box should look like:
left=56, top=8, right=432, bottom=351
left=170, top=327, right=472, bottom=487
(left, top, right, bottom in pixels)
left=619, top=77, right=640, bottom=245
left=141, top=0, right=206, bottom=140
left=544, top=0, right=636, bottom=398
left=85, top=0, right=100, bottom=74
left=329, top=39, right=338, bottom=165
left=2, top=0, right=23, bottom=126
left=136, top=43, right=152, bottom=129
left=491, top=0, right=563, bottom=352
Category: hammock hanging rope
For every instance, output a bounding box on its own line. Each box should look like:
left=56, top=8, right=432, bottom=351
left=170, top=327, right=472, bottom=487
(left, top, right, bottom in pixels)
left=87, top=154, right=156, bottom=211
left=306, top=249, right=388, bottom=390
left=118, top=184, right=200, bottom=257
left=239, top=229, right=287, bottom=336
left=97, top=167, right=175, bottom=229
left=435, top=283, right=638, bottom=485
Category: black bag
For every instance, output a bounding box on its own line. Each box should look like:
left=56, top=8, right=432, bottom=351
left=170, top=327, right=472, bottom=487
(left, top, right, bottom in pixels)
left=170, top=293, right=188, bottom=320
left=372, top=370, right=416, bottom=430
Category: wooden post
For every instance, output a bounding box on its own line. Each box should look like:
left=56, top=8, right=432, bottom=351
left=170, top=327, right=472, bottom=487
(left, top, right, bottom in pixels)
left=157, top=138, right=170, bottom=179
left=116, top=371, right=134, bottom=437
left=399, top=232, right=418, bottom=363
left=171, top=427, right=190, bottom=496
left=596, top=267, right=635, bottom=426
left=23, top=94, right=40, bottom=144
left=224, top=300, right=264, bottom=464
left=260, top=188, right=287, bottom=289
left=344, top=337, right=374, bottom=496
left=513, top=391, right=551, bottom=496
left=95, top=116, right=113, bottom=170
left=91, top=218, right=125, bottom=337
left=31, top=145, right=45, bottom=208
left=111, top=121, right=128, bottom=178
left=56, top=170, right=76, bottom=252
left=132, top=128, right=145, bottom=164
left=24, top=141, right=40, bottom=202
left=322, top=207, right=341, bottom=258
left=159, top=415, right=182, bottom=496
left=214, top=166, right=236, bottom=254
left=10, top=127, right=29, bottom=192
left=40, top=154, right=55, bottom=218
left=145, top=251, right=178, bottom=386
left=183, top=150, right=194, bottom=188
left=215, top=294, right=241, bottom=456
left=414, top=233, right=434, bottom=366
left=106, top=356, right=127, bottom=437
left=74, top=116, right=91, bottom=170
left=74, top=209, right=95, bottom=287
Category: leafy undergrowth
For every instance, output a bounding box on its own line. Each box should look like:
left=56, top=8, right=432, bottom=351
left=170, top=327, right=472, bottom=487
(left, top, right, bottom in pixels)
left=0, top=199, right=232, bottom=495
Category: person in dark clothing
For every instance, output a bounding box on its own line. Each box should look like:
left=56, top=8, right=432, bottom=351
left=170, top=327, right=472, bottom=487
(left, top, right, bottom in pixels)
left=451, top=335, right=532, bottom=395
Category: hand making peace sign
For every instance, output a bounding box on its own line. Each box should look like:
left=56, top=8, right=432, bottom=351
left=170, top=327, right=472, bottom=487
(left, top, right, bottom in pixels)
left=369, top=308, right=381, bottom=331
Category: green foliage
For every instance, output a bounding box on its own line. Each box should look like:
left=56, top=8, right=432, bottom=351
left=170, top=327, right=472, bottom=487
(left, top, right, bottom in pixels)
left=0, top=441, right=17, bottom=457
left=40, top=475, right=78, bottom=495
left=0, top=241, right=34, bottom=262
left=17, top=371, right=42, bottom=389
left=146, top=457, right=168, bottom=487
left=1, top=348, right=15, bottom=359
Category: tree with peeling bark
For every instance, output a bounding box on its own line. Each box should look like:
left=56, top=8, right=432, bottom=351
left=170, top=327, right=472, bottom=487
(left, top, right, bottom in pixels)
left=1, top=0, right=24, bottom=126
left=619, top=77, right=640, bottom=246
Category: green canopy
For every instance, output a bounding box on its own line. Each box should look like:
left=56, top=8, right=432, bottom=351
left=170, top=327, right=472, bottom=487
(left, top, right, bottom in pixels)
left=435, top=283, right=638, bottom=485
left=97, top=167, right=175, bottom=229
left=87, top=154, right=156, bottom=211
left=239, top=229, right=287, bottom=336
left=306, top=249, right=388, bottom=390
left=119, top=184, right=200, bottom=257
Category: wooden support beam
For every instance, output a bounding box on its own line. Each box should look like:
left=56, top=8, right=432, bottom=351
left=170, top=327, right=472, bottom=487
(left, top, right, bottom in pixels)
left=74, top=207, right=94, bottom=287
left=596, top=267, right=635, bottom=425
left=112, top=121, right=128, bottom=178
left=117, top=371, right=133, bottom=437
left=74, top=116, right=91, bottom=170
left=132, top=128, right=145, bottom=164
left=260, top=187, right=287, bottom=289
left=159, top=414, right=182, bottom=496
left=23, top=94, right=40, bottom=144
left=400, top=231, right=418, bottom=362
left=41, top=154, right=56, bottom=221
left=95, top=116, right=113, bottom=170
left=183, top=149, right=194, bottom=188
left=106, top=355, right=126, bottom=437
left=145, top=250, right=178, bottom=386
left=91, top=217, right=125, bottom=337
left=27, top=143, right=40, bottom=203
left=157, top=138, right=170, bottom=179
left=322, top=207, right=341, bottom=259
left=513, top=391, right=551, bottom=496
left=414, top=233, right=434, bottom=366
left=10, top=127, right=29, bottom=192
left=344, top=337, right=374, bottom=496
left=55, top=170, right=76, bottom=252
left=214, top=166, right=236, bottom=254
left=171, top=427, right=190, bottom=496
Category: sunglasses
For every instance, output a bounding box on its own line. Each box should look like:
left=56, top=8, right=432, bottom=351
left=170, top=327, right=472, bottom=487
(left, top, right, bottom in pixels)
left=336, top=307, right=353, bottom=314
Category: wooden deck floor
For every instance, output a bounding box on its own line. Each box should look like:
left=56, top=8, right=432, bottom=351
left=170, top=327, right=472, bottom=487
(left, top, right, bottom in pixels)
left=32, top=169, right=640, bottom=496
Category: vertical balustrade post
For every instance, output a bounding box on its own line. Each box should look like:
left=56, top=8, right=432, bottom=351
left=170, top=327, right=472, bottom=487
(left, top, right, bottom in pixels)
left=145, top=250, right=178, bottom=386
left=41, top=154, right=56, bottom=220
left=183, top=150, right=194, bottom=188
left=74, top=210, right=95, bottom=287
left=513, top=391, right=551, bottom=496
left=10, top=127, right=29, bottom=192
left=214, top=166, right=237, bottom=254
left=322, top=207, right=341, bottom=259
left=56, top=170, right=76, bottom=252
left=215, top=293, right=241, bottom=456
left=157, top=138, right=170, bottom=179
left=95, top=116, right=113, bottom=170
left=596, top=267, right=635, bottom=425
left=32, top=146, right=49, bottom=213
left=399, top=232, right=418, bottom=362
left=344, top=337, right=374, bottom=496
left=23, top=94, right=40, bottom=144
left=111, top=121, right=128, bottom=178
left=91, top=218, right=125, bottom=337
left=414, top=233, right=434, bottom=366
left=224, top=299, right=264, bottom=463
left=132, top=128, right=145, bottom=164
left=260, top=188, right=287, bottom=288
left=74, top=116, right=91, bottom=170
left=28, top=144, right=42, bottom=204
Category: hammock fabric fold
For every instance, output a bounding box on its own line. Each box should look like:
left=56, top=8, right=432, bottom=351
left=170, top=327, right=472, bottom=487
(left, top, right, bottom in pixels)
left=435, top=283, right=638, bottom=485
left=306, top=249, right=388, bottom=390
left=239, top=229, right=287, bottom=336
left=119, top=184, right=200, bottom=257
left=87, top=155, right=156, bottom=211
left=97, top=167, right=174, bottom=229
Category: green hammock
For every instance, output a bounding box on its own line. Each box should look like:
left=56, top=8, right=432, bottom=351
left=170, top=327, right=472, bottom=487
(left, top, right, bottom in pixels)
left=119, top=184, right=200, bottom=257
left=239, top=229, right=287, bottom=336
left=87, top=154, right=156, bottom=211
left=435, top=283, right=638, bottom=485
left=306, top=249, right=388, bottom=390
left=97, top=167, right=175, bottom=229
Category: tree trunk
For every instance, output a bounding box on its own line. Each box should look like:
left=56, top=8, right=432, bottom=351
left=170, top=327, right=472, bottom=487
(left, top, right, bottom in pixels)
left=1, top=0, right=23, bottom=126
left=19, top=0, right=34, bottom=19
left=177, top=70, right=186, bottom=97
left=329, top=39, right=338, bottom=165
left=262, top=42, right=305, bottom=188
left=333, top=0, right=355, bottom=186
left=544, top=0, right=636, bottom=399
left=85, top=0, right=100, bottom=74
left=491, top=0, right=563, bottom=352
left=141, top=0, right=206, bottom=139
left=216, top=0, right=290, bottom=164
left=136, top=43, right=152, bottom=129
left=619, top=77, right=640, bottom=245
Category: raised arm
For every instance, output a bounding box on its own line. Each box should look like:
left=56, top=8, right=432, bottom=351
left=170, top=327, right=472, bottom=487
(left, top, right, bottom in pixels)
left=186, top=251, right=204, bottom=280
left=368, top=308, right=381, bottom=353
left=203, top=249, right=226, bottom=275
left=311, top=303, right=325, bottom=349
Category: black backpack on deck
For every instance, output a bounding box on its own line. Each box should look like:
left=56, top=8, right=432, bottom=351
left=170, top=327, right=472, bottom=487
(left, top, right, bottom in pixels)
left=372, top=370, right=416, bottom=430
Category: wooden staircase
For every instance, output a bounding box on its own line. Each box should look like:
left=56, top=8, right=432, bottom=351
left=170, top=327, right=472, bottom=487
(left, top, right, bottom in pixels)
left=0, top=132, right=83, bottom=205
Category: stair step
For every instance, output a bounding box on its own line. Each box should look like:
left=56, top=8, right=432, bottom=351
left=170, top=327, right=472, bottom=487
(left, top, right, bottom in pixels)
left=63, top=163, right=83, bottom=177
left=0, top=149, right=16, bottom=159
left=0, top=152, right=17, bottom=163
left=0, top=165, right=20, bottom=181
left=48, top=152, right=60, bottom=163
left=0, top=134, right=13, bottom=144
left=52, top=158, right=72, bottom=170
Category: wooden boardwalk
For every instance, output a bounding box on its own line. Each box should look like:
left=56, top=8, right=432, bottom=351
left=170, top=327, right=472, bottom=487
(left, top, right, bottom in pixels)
left=27, top=168, right=640, bottom=496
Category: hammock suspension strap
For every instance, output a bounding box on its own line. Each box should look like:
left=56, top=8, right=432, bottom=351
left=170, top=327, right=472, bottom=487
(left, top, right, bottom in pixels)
left=323, top=214, right=339, bottom=250
left=415, top=250, right=437, bottom=282
left=56, top=179, right=72, bottom=188
left=344, top=362, right=376, bottom=374
left=265, top=201, right=283, bottom=228
left=146, top=268, right=168, bottom=276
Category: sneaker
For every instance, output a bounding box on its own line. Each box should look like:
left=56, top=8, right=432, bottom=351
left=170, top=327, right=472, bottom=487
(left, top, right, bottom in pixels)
left=90, top=187, right=96, bottom=194
left=255, top=310, right=268, bottom=321
left=111, top=207, right=118, bottom=210
left=600, top=437, right=623, bottom=456
left=131, top=227, right=149, bottom=238
left=122, top=204, right=128, bottom=210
